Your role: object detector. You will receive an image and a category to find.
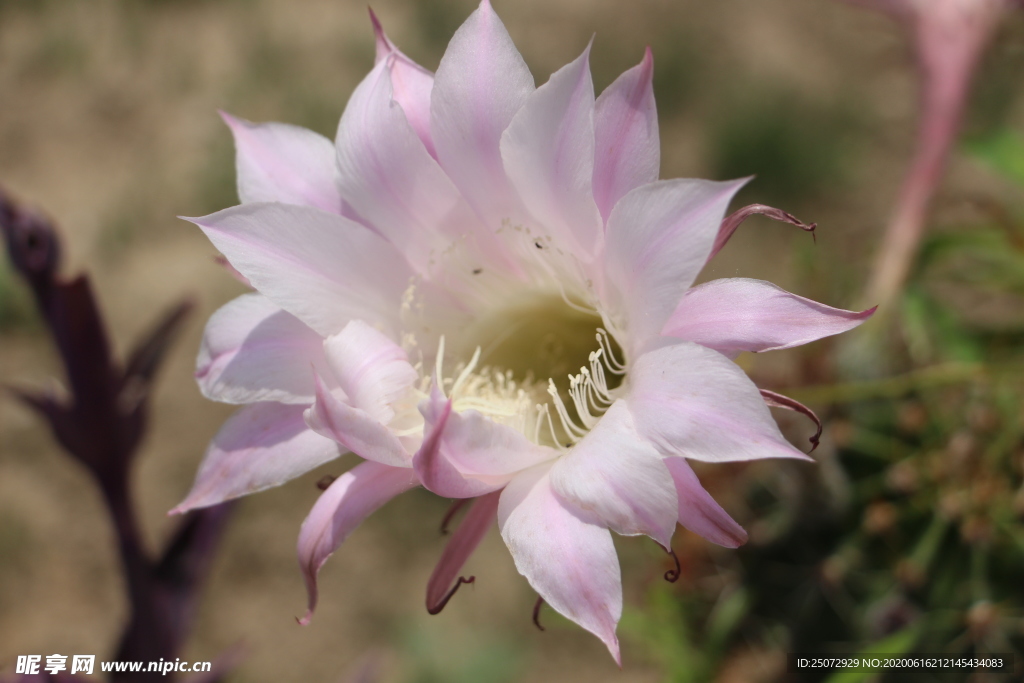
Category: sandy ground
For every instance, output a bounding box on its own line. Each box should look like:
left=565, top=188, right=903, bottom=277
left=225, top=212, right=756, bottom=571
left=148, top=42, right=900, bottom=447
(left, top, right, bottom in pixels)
left=1, top=0, right=1021, bottom=681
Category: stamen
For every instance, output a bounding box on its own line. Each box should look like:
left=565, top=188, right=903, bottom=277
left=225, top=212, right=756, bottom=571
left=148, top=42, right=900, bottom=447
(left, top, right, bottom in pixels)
left=595, top=329, right=626, bottom=374
left=451, top=346, right=482, bottom=397
left=547, top=379, right=586, bottom=443
left=532, top=596, right=546, bottom=631
left=435, top=336, right=446, bottom=387
left=440, top=499, right=469, bottom=535
left=426, top=576, right=475, bottom=615
left=664, top=548, right=681, bottom=583
left=315, top=475, right=336, bottom=491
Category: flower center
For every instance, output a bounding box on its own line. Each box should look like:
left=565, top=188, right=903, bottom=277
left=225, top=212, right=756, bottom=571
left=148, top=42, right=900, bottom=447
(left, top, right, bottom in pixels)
left=415, top=294, right=627, bottom=449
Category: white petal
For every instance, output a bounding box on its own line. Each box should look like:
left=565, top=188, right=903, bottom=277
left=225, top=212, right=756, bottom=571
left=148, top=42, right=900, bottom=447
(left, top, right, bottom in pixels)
left=297, top=460, right=419, bottom=624
left=430, top=0, right=535, bottom=228
left=627, top=341, right=809, bottom=463
left=549, top=401, right=678, bottom=548
left=603, top=179, right=746, bottom=354
left=222, top=112, right=344, bottom=214
left=413, top=388, right=507, bottom=498
left=335, top=60, right=460, bottom=273
left=663, top=278, right=875, bottom=354
left=305, top=375, right=411, bottom=467
left=187, top=202, right=411, bottom=338
left=171, top=402, right=340, bottom=514
left=499, top=464, right=622, bottom=664
left=593, top=48, right=660, bottom=224
left=323, top=320, right=418, bottom=424
left=196, top=293, right=328, bottom=405
left=500, top=44, right=603, bottom=259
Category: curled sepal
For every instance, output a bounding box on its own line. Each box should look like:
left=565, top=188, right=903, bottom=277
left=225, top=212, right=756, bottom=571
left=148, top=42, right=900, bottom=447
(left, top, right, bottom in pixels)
left=297, top=461, right=419, bottom=625
left=708, top=203, right=816, bottom=264
left=426, top=491, right=500, bottom=614
left=759, top=389, right=823, bottom=453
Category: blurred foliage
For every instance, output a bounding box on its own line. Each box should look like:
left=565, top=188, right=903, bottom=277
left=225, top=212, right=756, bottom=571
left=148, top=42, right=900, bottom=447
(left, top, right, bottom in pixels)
left=399, top=623, right=523, bottom=683
left=709, top=88, right=856, bottom=206
left=0, top=258, right=33, bottom=330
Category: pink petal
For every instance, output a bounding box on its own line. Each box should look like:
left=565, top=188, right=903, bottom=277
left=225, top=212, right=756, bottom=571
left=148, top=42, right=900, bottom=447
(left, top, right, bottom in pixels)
left=627, top=341, right=810, bottom=463
left=221, top=112, right=344, bottom=214
left=297, top=460, right=419, bottom=624
left=323, top=320, right=418, bottom=424
left=663, top=458, right=747, bottom=548
left=549, top=401, right=677, bottom=549
left=335, top=60, right=460, bottom=274
left=426, top=491, right=501, bottom=613
left=186, top=202, right=411, bottom=338
left=430, top=0, right=535, bottom=229
left=369, top=8, right=436, bottom=156
left=171, top=402, right=340, bottom=514
left=592, top=48, right=660, bottom=224
left=305, top=375, right=411, bottom=467
left=412, top=387, right=506, bottom=498
left=196, top=293, right=328, bottom=405
left=603, top=179, right=747, bottom=355
left=663, top=278, right=875, bottom=354
left=500, top=43, right=603, bottom=259
left=498, top=464, right=622, bottom=664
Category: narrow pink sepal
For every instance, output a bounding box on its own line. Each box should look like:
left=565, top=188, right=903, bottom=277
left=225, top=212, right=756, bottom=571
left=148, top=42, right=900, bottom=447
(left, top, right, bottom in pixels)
left=707, top=203, right=815, bottom=264
left=663, top=278, right=876, bottom=354
left=297, top=460, right=419, bottom=624
left=426, top=491, right=501, bottom=613
left=664, top=458, right=747, bottom=548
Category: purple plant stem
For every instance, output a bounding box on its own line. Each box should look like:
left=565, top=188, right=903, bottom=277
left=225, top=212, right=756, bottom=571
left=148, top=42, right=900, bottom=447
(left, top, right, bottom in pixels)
left=1, top=189, right=234, bottom=682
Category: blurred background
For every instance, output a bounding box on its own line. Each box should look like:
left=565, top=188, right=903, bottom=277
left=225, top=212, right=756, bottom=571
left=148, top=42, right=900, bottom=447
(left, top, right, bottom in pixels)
left=1, top=0, right=1022, bottom=681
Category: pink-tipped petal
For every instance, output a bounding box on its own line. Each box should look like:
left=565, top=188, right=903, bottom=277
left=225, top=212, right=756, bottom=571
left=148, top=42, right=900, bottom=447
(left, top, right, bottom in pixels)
left=335, top=60, right=457, bottom=273
left=603, top=178, right=747, bottom=354
left=297, top=460, right=419, bottom=624
left=426, top=491, right=501, bottom=613
left=430, top=0, right=535, bottom=228
left=663, top=458, right=747, bottom=548
left=499, top=465, right=622, bottom=664
left=186, top=203, right=411, bottom=338
left=413, top=386, right=506, bottom=498
left=663, top=278, right=875, bottom=354
left=549, top=401, right=678, bottom=549
left=593, top=47, right=660, bottom=223
left=196, top=293, right=328, bottom=405
left=220, top=112, right=344, bottom=214
left=171, top=403, right=340, bottom=514
left=305, top=375, right=411, bottom=467
left=367, top=9, right=436, bottom=155
left=323, top=320, right=418, bottom=424
left=500, top=43, right=603, bottom=259
left=628, top=341, right=810, bottom=463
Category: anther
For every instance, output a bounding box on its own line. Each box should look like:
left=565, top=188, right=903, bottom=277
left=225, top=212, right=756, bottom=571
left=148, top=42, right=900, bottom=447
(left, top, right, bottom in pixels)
left=316, top=475, right=336, bottom=491
left=427, top=576, right=475, bottom=615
